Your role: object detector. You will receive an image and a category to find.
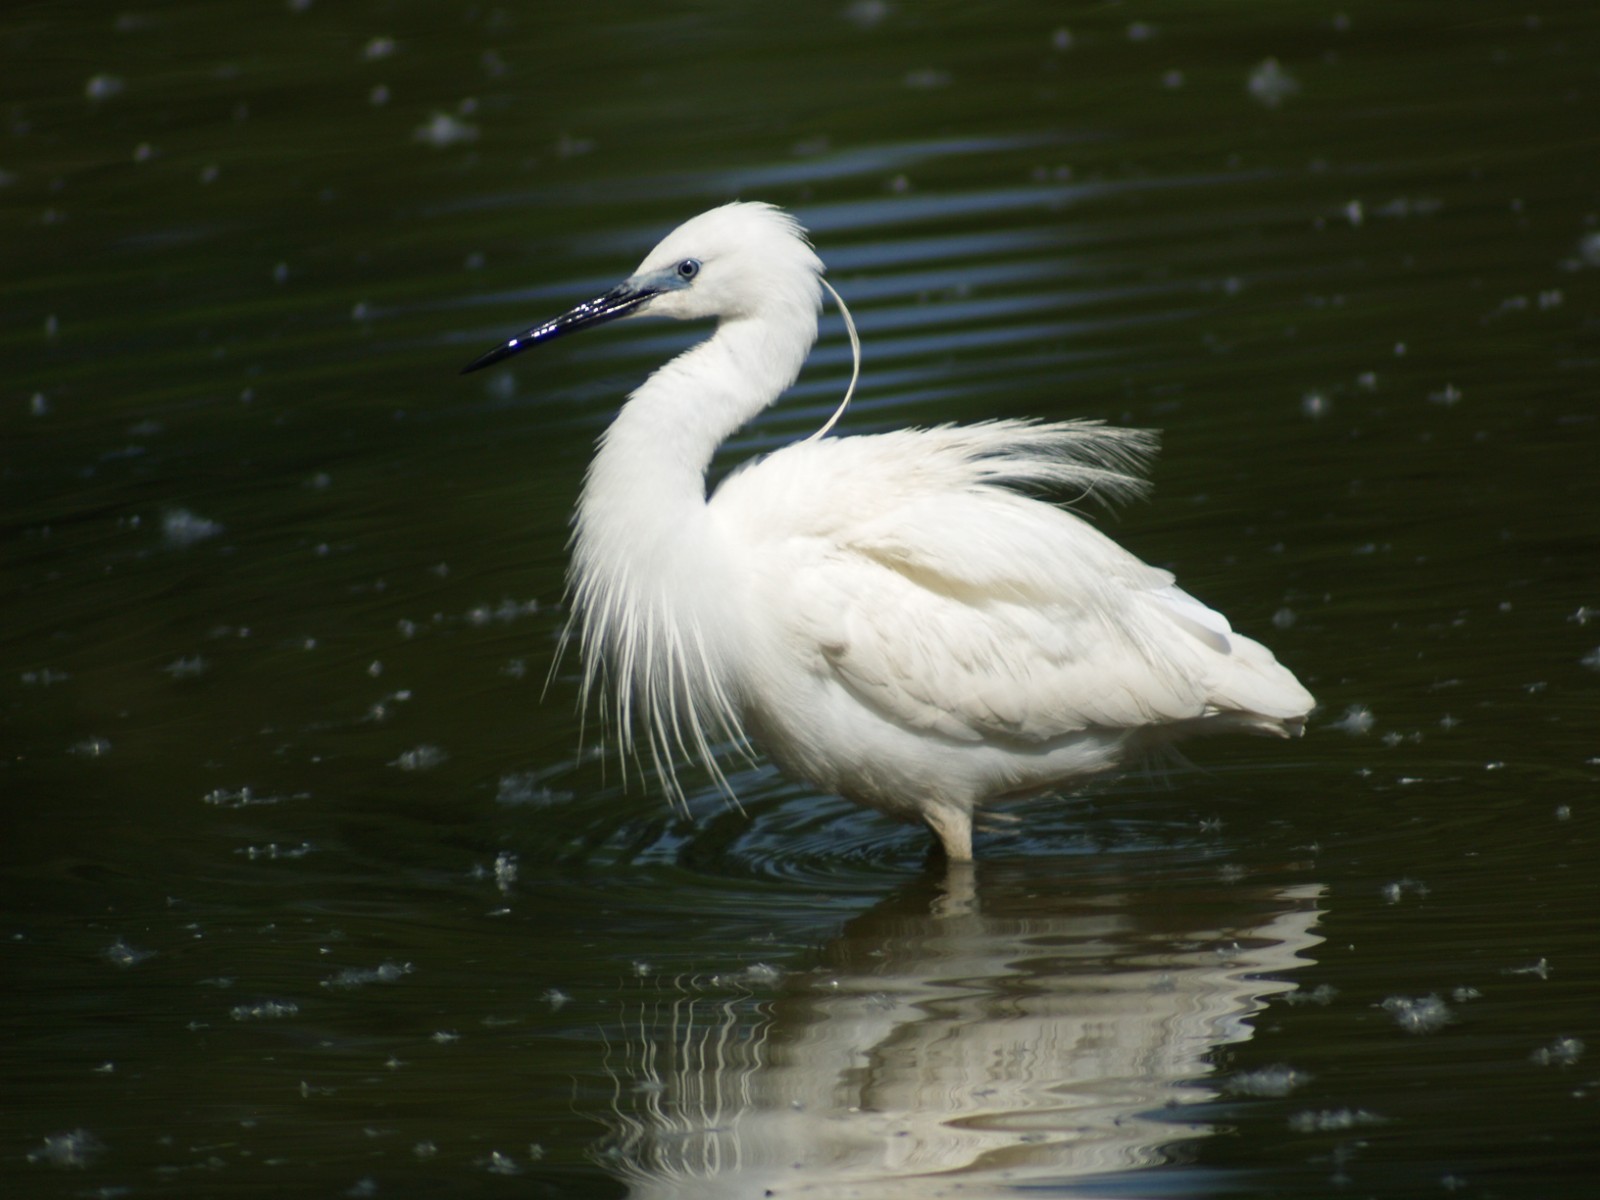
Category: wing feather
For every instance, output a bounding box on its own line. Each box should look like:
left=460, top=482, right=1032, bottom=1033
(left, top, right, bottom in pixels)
left=714, top=419, right=1308, bottom=747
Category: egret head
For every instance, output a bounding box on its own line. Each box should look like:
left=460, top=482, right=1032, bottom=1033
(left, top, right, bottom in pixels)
left=461, top=201, right=823, bottom=374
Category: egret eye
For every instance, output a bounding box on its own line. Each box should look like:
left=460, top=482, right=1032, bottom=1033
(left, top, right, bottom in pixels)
left=676, top=258, right=701, bottom=280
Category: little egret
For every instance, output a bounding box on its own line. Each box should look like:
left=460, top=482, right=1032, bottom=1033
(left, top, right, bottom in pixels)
left=462, top=202, right=1313, bottom=860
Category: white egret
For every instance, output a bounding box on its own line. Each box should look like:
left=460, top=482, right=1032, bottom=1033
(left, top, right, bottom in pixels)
left=462, top=202, right=1313, bottom=860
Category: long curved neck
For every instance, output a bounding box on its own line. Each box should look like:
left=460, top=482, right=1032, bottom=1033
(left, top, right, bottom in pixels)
left=563, top=300, right=818, bottom=800
left=576, top=307, right=817, bottom=545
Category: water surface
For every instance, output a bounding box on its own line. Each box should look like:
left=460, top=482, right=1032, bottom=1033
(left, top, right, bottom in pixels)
left=4, top=3, right=1597, bottom=1197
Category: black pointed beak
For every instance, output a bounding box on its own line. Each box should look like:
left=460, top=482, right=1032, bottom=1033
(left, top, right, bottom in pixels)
left=460, top=281, right=658, bottom=375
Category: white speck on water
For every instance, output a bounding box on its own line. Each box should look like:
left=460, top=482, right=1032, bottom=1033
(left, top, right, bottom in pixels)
left=30, top=391, right=50, bottom=415
left=1301, top=390, right=1329, bottom=419
left=1357, top=371, right=1377, bottom=390
left=237, top=841, right=314, bottom=860
left=322, top=961, right=414, bottom=989
left=492, top=851, right=518, bottom=893
left=369, top=84, right=390, bottom=107
left=1381, top=878, right=1429, bottom=904
left=466, top=598, right=539, bottom=626
left=903, top=67, right=950, bottom=90
left=85, top=74, right=124, bottom=101
left=27, top=1128, right=106, bottom=1169
left=1451, top=986, right=1482, bottom=1002
left=1579, top=646, right=1600, bottom=671
left=1050, top=27, right=1073, bottom=51
left=1378, top=196, right=1442, bottom=219
left=1530, top=1036, right=1584, bottom=1067
left=1428, top=383, right=1463, bottom=406
left=162, top=508, right=223, bottom=546
left=272, top=261, right=290, bottom=284
left=392, top=744, right=446, bottom=771
left=632, top=961, right=652, bottom=977
left=743, top=962, right=783, bottom=985
left=21, top=667, right=71, bottom=685
left=1161, top=69, right=1184, bottom=89
left=367, top=660, right=383, bottom=678
left=414, top=111, right=478, bottom=148
left=483, top=1150, right=522, bottom=1176
left=363, top=36, right=395, bottom=60
left=69, top=736, right=113, bottom=758
left=554, top=131, right=594, bottom=158
left=132, top=142, right=154, bottom=163
left=1503, top=957, right=1552, bottom=979
left=230, top=1000, right=299, bottom=1020
left=1228, top=1065, right=1313, bottom=1096
left=542, top=988, right=571, bottom=1010
left=413, top=1140, right=438, bottom=1158
left=495, top=771, right=573, bottom=807
left=1247, top=58, right=1300, bottom=107
left=104, top=938, right=154, bottom=968
left=202, top=786, right=283, bottom=808
left=345, top=1177, right=378, bottom=1198
left=1126, top=21, right=1156, bottom=41
left=1555, top=805, right=1571, bottom=821
left=1577, top=231, right=1600, bottom=267
left=431, top=1030, right=459, bottom=1044
left=1382, top=993, right=1453, bottom=1034
left=1288, top=1108, right=1385, bottom=1133
left=164, top=655, right=209, bottom=679
left=1344, top=199, right=1364, bottom=227
left=843, top=0, right=891, bottom=31
left=1330, top=704, right=1374, bottom=735
left=1271, top=606, right=1297, bottom=630
left=199, top=163, right=219, bottom=184
left=501, top=657, right=528, bottom=680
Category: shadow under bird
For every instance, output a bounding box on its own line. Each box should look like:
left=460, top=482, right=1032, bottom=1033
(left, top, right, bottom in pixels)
left=462, top=202, right=1313, bottom=860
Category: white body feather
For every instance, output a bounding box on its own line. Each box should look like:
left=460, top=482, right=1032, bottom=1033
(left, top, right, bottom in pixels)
left=548, top=203, right=1312, bottom=859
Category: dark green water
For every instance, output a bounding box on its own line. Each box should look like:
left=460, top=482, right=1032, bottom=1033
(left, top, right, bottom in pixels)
left=4, top=3, right=1597, bottom=1197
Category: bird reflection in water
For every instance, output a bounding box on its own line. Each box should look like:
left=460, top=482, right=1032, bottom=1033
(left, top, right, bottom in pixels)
left=593, top=867, right=1323, bottom=1197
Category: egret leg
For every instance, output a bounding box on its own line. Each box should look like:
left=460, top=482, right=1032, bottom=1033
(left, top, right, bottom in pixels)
left=923, top=807, right=974, bottom=862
